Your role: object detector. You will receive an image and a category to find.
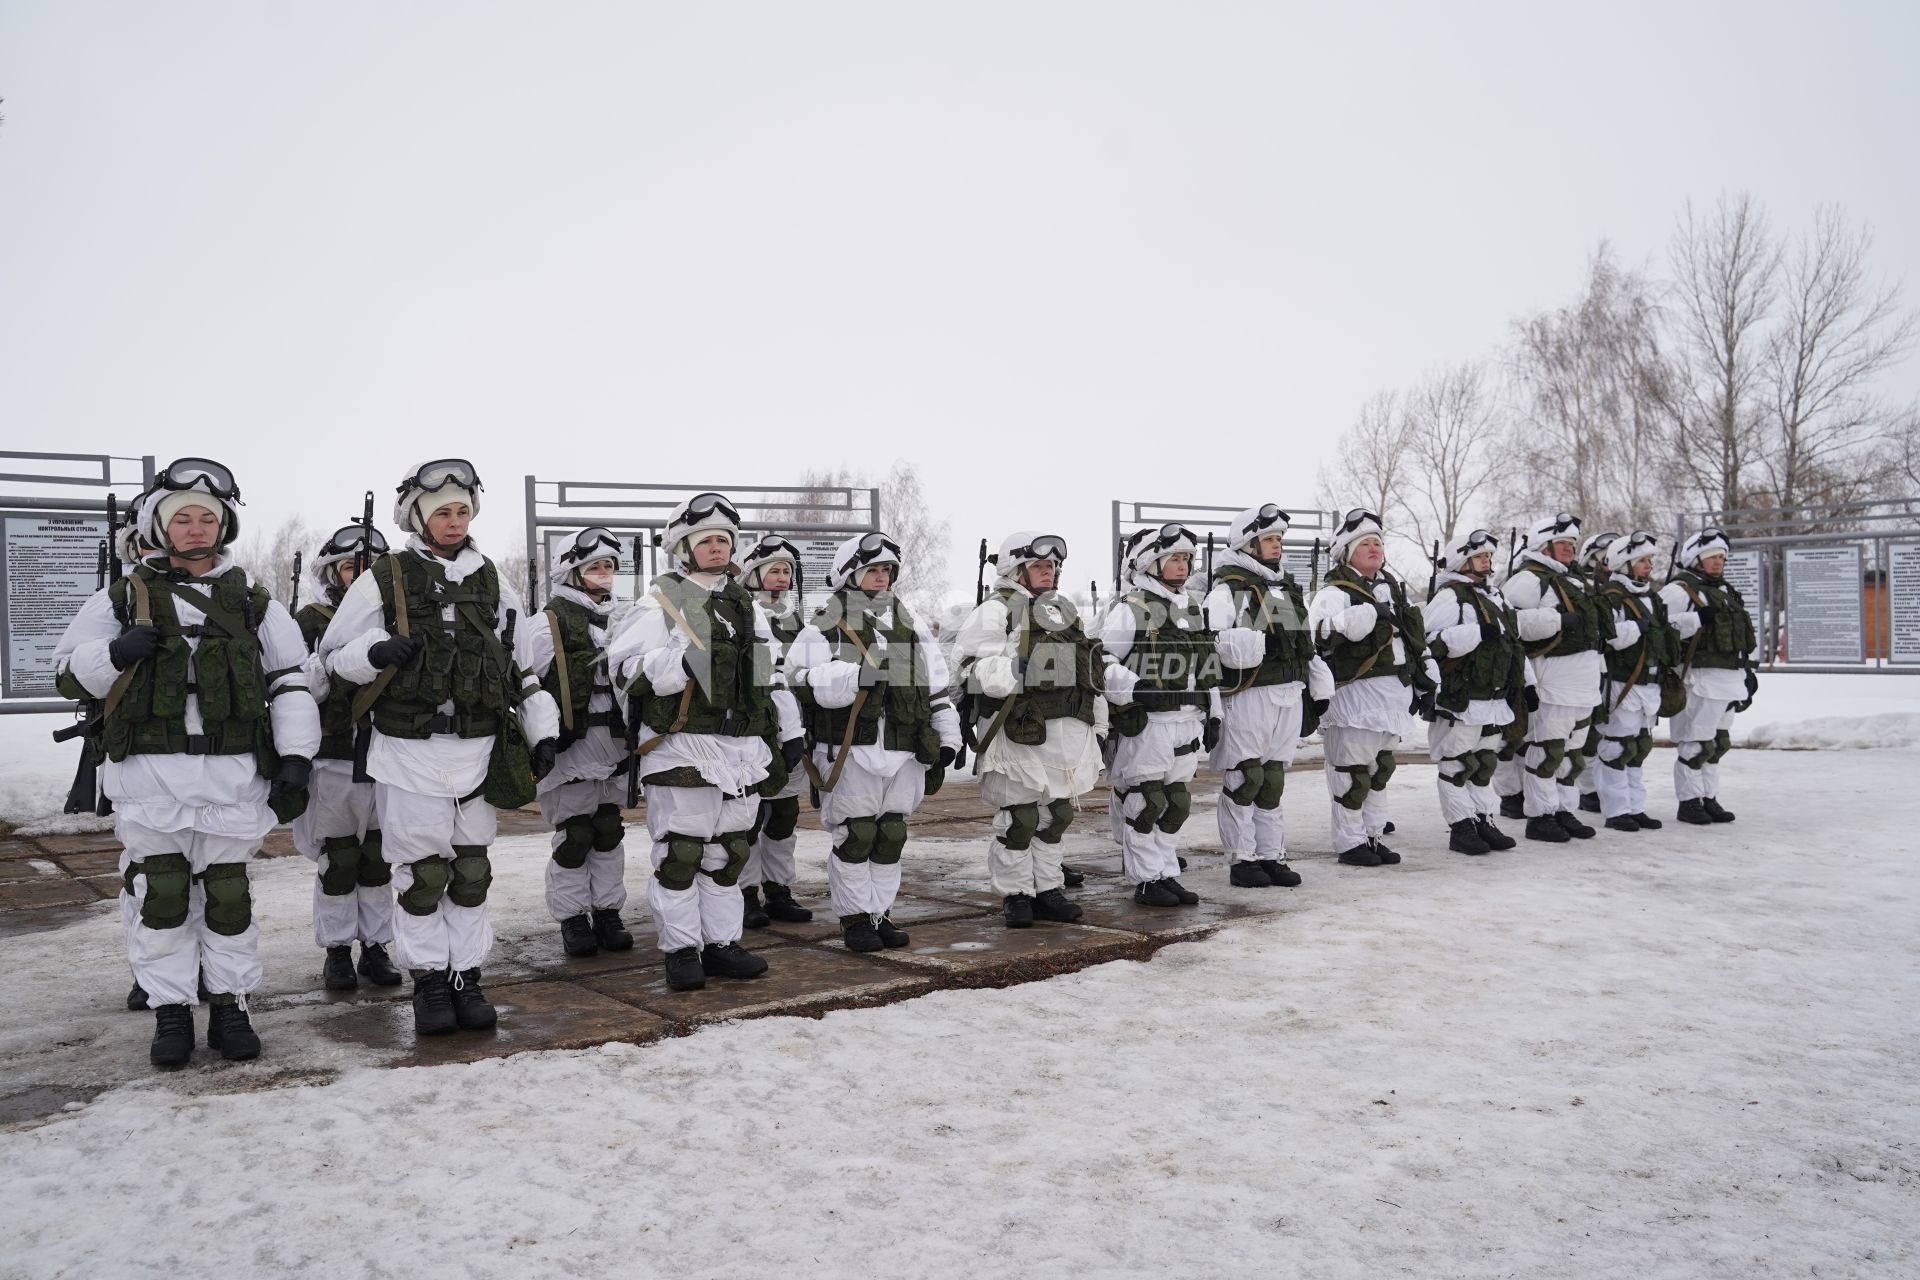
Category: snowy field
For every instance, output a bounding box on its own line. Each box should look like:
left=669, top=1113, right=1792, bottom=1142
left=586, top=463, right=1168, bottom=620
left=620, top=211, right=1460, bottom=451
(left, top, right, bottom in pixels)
left=2, top=717, right=1917, bottom=1276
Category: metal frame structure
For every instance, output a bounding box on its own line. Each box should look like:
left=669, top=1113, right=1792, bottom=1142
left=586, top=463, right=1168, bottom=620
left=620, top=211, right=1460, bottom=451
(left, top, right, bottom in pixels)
left=523, top=478, right=882, bottom=609
left=1109, top=500, right=1336, bottom=591
left=1679, top=498, right=1920, bottom=674
left=0, top=451, right=157, bottom=713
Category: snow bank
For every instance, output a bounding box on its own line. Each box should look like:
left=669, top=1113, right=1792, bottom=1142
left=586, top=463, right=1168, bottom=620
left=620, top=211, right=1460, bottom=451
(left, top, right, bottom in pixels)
left=1741, top=713, right=1920, bottom=751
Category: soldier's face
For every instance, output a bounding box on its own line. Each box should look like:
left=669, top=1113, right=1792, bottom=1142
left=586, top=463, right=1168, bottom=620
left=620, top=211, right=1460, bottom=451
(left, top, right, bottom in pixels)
left=1255, top=534, right=1285, bottom=561
left=337, top=561, right=359, bottom=588
left=1021, top=559, right=1057, bottom=591
left=1349, top=538, right=1385, bottom=575
left=858, top=564, right=895, bottom=593
left=168, top=506, right=220, bottom=552
left=1547, top=539, right=1576, bottom=565
left=582, top=558, right=616, bottom=592
left=1467, top=551, right=1492, bottom=575
left=691, top=533, right=733, bottom=571
left=1158, top=552, right=1191, bottom=586
left=760, top=562, right=792, bottom=591
left=1630, top=556, right=1653, bottom=582
left=1700, top=553, right=1726, bottom=576
left=426, top=502, right=470, bottom=548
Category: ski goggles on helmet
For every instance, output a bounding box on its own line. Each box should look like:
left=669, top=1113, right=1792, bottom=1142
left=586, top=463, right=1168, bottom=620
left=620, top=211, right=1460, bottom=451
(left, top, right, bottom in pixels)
left=1143, top=523, right=1196, bottom=553
left=1247, top=504, right=1290, bottom=535
left=321, top=523, right=389, bottom=558
left=1542, top=511, right=1581, bottom=537
left=401, top=458, right=482, bottom=497
left=1615, top=530, right=1658, bottom=560
left=742, top=533, right=800, bottom=564
left=560, top=526, right=622, bottom=567
left=848, top=532, right=902, bottom=567
left=680, top=492, right=741, bottom=527
left=1457, top=529, right=1499, bottom=556
left=1008, top=534, right=1068, bottom=563
left=1582, top=530, right=1620, bottom=559
left=1339, top=508, right=1381, bottom=535
left=154, top=457, right=241, bottom=503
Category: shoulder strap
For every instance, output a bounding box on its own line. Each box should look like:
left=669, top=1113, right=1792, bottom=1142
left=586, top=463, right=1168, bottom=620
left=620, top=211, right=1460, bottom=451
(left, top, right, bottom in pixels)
left=650, top=587, right=708, bottom=652
left=350, top=554, right=412, bottom=724
left=101, top=572, right=156, bottom=718
left=545, top=608, right=572, bottom=732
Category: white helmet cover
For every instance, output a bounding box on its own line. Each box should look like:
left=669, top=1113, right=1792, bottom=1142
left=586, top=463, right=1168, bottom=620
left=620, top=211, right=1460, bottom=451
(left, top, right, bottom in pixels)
left=993, top=530, right=1068, bottom=583
left=1444, top=527, right=1501, bottom=574
left=1680, top=528, right=1731, bottom=570
left=1127, top=523, right=1197, bottom=581
left=738, top=533, right=800, bottom=591
left=1581, top=529, right=1621, bottom=569
left=828, top=531, right=902, bottom=592
left=1529, top=511, right=1583, bottom=553
left=660, top=491, right=741, bottom=568
left=1329, top=508, right=1385, bottom=565
left=1227, top=504, right=1290, bottom=556
left=1608, top=530, right=1659, bottom=574
left=395, top=459, right=483, bottom=535
left=551, top=526, right=623, bottom=587
left=140, top=458, right=242, bottom=553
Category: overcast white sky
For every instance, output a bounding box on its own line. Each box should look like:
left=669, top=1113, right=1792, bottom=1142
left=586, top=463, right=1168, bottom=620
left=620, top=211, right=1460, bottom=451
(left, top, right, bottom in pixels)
left=3, top=1, right=1917, bottom=601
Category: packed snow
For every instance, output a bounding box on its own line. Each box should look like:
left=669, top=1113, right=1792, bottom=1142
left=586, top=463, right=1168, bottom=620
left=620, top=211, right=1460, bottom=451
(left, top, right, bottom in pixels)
left=2, top=739, right=1915, bottom=1277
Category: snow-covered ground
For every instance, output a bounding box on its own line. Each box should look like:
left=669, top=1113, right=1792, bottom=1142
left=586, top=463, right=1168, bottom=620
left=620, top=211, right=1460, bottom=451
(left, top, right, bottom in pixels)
left=3, top=740, right=1915, bottom=1277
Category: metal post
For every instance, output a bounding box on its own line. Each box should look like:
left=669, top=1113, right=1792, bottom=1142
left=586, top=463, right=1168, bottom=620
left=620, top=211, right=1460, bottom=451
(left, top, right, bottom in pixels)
left=524, top=474, right=540, bottom=610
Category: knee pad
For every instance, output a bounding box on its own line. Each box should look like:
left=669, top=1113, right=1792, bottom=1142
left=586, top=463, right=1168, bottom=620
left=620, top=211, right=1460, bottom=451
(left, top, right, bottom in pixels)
left=1439, top=756, right=1472, bottom=787
left=1709, top=729, right=1733, bottom=763
left=399, top=857, right=451, bottom=915
left=707, top=830, right=753, bottom=886
left=1468, top=750, right=1500, bottom=787
left=447, top=846, right=492, bottom=908
left=590, top=802, right=626, bottom=853
left=1001, top=803, right=1040, bottom=852
left=1632, top=730, right=1654, bottom=768
left=1126, top=781, right=1168, bottom=834
left=131, top=852, right=192, bottom=931
left=656, top=833, right=706, bottom=890
left=198, top=863, right=253, bottom=937
left=1332, top=764, right=1371, bottom=811
left=1496, top=738, right=1519, bottom=763
left=872, top=812, right=909, bottom=865
left=358, top=830, right=391, bottom=886
left=1155, top=782, right=1192, bottom=834
left=1370, top=749, right=1397, bottom=792
left=318, top=834, right=362, bottom=895
left=552, top=814, right=596, bottom=870
left=1223, top=759, right=1264, bottom=807
left=1038, top=798, right=1075, bottom=844
left=761, top=795, right=800, bottom=842
left=835, top=816, right=878, bottom=865
left=1526, top=738, right=1568, bottom=779
left=1255, top=761, right=1286, bottom=810
left=1599, top=737, right=1632, bottom=771
left=1677, top=740, right=1709, bottom=770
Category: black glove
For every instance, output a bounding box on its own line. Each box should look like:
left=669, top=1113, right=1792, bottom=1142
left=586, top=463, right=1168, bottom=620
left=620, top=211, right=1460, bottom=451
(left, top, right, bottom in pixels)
left=1413, top=689, right=1437, bottom=720
left=1695, top=605, right=1718, bottom=630
left=530, top=738, right=558, bottom=781
left=1264, top=628, right=1287, bottom=658
left=937, top=745, right=956, bottom=768
left=1633, top=614, right=1652, bottom=635
left=1310, top=698, right=1330, bottom=718
left=368, top=634, right=423, bottom=670
left=1523, top=686, right=1540, bottom=712
left=1479, top=622, right=1504, bottom=644
left=108, top=625, right=162, bottom=670
left=1556, top=609, right=1581, bottom=632
left=268, top=755, right=311, bottom=823
left=1203, top=716, right=1221, bottom=753
left=952, top=743, right=968, bottom=771
left=1013, top=653, right=1030, bottom=679
left=781, top=737, right=806, bottom=770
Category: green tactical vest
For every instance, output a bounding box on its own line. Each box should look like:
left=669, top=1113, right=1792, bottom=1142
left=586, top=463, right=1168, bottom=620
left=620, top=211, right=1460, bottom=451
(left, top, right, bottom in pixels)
left=970, top=588, right=1102, bottom=746
left=1432, top=581, right=1526, bottom=713
left=296, top=601, right=359, bottom=761
left=1118, top=587, right=1218, bottom=712
left=368, top=552, right=515, bottom=740
left=540, top=595, right=625, bottom=747
left=82, top=564, right=275, bottom=765
left=1212, top=564, right=1314, bottom=691
left=761, top=602, right=802, bottom=651
left=1668, top=570, right=1756, bottom=670
left=801, top=591, right=939, bottom=762
left=1318, top=564, right=1423, bottom=686
left=1601, top=582, right=1681, bottom=683
left=1516, top=560, right=1615, bottom=658
left=639, top=572, right=774, bottom=739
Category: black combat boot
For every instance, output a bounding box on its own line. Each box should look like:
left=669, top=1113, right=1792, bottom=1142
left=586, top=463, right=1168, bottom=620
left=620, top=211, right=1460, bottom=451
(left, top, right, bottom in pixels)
left=1163, top=877, right=1200, bottom=904
left=1476, top=816, right=1517, bottom=850
left=741, top=886, right=771, bottom=930
left=150, top=1004, right=194, bottom=1067
left=1133, top=879, right=1181, bottom=907
left=1499, top=793, right=1526, bottom=820
left=701, top=942, right=769, bottom=979
left=127, top=982, right=149, bottom=1012
left=205, top=996, right=261, bottom=1061
left=1448, top=819, right=1491, bottom=855
left=410, top=969, right=457, bottom=1035
left=1033, top=888, right=1083, bottom=922
left=1338, top=843, right=1381, bottom=867
left=1578, top=792, right=1601, bottom=813
left=591, top=909, right=634, bottom=952
left=451, top=968, right=496, bottom=1031
left=1061, top=864, right=1086, bottom=888
left=1229, top=861, right=1271, bottom=888
left=1003, top=894, right=1035, bottom=928
left=358, top=943, right=403, bottom=986
left=560, top=913, right=599, bottom=957
left=1369, top=838, right=1401, bottom=865
left=761, top=882, right=813, bottom=923
left=875, top=915, right=909, bottom=948
left=1525, top=815, right=1570, bottom=843
left=1702, top=797, right=1736, bottom=823
left=1604, top=815, right=1641, bottom=833
left=1555, top=810, right=1596, bottom=839
left=664, top=946, right=707, bottom=991
left=1676, top=798, right=1713, bottom=825
left=1631, top=813, right=1663, bottom=830
left=323, top=945, right=358, bottom=991
left=841, top=915, right=884, bottom=953
left=1259, top=859, right=1302, bottom=887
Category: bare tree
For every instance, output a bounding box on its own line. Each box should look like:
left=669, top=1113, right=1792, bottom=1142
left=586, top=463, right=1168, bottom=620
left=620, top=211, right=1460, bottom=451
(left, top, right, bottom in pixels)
left=233, top=514, right=315, bottom=607
left=1757, top=206, right=1917, bottom=526
left=1663, top=193, right=1780, bottom=515
left=761, top=463, right=952, bottom=618
left=1317, top=389, right=1413, bottom=526
left=1402, top=360, right=1502, bottom=553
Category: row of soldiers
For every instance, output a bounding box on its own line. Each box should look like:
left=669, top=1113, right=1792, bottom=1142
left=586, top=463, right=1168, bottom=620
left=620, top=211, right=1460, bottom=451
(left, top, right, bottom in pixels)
left=52, top=460, right=1756, bottom=1068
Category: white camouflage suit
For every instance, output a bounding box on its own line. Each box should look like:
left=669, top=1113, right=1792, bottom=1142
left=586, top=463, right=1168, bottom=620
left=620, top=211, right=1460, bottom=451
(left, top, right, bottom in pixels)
left=1595, top=551, right=1667, bottom=820
left=54, top=551, right=321, bottom=1008
left=744, top=594, right=807, bottom=894
left=320, top=536, right=560, bottom=975
left=1421, top=569, right=1532, bottom=827
left=1659, top=568, right=1752, bottom=805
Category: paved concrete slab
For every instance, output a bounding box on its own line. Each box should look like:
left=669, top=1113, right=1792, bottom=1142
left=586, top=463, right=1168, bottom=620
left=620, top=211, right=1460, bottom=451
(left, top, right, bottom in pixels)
left=319, top=979, right=673, bottom=1065
left=1067, top=873, right=1297, bottom=939
left=579, top=943, right=931, bottom=1025
left=840, top=914, right=1146, bottom=976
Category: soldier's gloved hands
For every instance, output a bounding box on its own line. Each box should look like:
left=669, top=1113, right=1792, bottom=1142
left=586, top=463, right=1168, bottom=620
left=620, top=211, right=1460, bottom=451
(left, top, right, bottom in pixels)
left=808, top=659, right=864, bottom=709
left=1203, top=716, right=1221, bottom=753
left=1633, top=614, right=1652, bottom=635
left=781, top=737, right=806, bottom=770
left=1264, top=628, right=1287, bottom=658
left=1556, top=609, right=1581, bottom=632
left=1479, top=622, right=1504, bottom=644
left=953, top=743, right=968, bottom=770
left=108, top=625, right=162, bottom=670
left=1696, top=605, right=1718, bottom=630
left=937, top=745, right=955, bottom=768
left=530, top=738, right=559, bottom=781
left=268, top=755, right=311, bottom=823
left=1523, top=686, right=1540, bottom=712
left=1372, top=582, right=1395, bottom=604
left=368, top=634, right=423, bottom=669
